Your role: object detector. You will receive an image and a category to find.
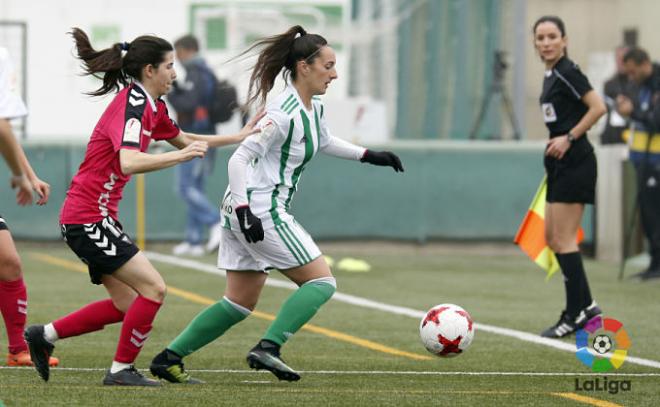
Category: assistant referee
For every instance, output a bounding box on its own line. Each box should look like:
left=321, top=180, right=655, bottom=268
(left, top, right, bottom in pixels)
left=532, top=16, right=607, bottom=338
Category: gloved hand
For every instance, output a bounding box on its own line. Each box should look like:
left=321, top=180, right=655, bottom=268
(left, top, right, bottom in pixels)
left=360, top=150, right=404, bottom=172
left=235, top=205, right=264, bottom=243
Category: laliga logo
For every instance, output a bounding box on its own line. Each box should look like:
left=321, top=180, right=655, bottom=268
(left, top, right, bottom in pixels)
left=575, top=315, right=631, bottom=372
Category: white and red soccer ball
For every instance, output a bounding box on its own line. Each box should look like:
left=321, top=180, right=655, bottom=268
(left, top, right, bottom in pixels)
left=419, top=304, right=475, bottom=357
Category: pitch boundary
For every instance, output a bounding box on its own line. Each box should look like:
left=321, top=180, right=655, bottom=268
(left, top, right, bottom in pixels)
left=145, top=252, right=660, bottom=370
left=2, top=366, right=659, bottom=376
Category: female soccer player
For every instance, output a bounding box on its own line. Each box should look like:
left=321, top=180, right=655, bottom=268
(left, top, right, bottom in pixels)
left=0, top=47, right=57, bottom=368
left=24, top=28, right=262, bottom=386
left=533, top=16, right=607, bottom=338
left=150, top=25, right=403, bottom=383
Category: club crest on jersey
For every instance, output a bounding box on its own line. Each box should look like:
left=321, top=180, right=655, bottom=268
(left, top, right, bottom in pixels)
left=542, top=103, right=557, bottom=123
left=123, top=118, right=142, bottom=144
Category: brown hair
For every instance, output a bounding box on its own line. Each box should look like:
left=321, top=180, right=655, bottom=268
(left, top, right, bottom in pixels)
left=70, top=27, right=173, bottom=97
left=237, top=25, right=328, bottom=108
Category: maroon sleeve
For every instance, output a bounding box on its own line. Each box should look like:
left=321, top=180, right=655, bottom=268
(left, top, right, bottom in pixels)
left=152, top=100, right=180, bottom=141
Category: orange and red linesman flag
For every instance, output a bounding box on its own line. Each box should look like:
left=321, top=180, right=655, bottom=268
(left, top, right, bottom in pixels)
left=514, top=176, right=584, bottom=279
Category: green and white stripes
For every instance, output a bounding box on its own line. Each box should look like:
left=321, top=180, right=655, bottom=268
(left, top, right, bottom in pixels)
left=281, top=94, right=300, bottom=114
left=278, top=119, right=295, bottom=184
left=274, top=222, right=313, bottom=266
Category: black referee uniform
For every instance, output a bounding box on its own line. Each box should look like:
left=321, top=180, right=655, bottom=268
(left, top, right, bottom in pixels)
left=540, top=56, right=597, bottom=204
left=538, top=56, right=601, bottom=339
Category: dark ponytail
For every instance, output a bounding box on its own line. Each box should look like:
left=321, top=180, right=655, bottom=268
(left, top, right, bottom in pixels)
left=238, top=25, right=328, bottom=108
left=70, top=27, right=173, bottom=97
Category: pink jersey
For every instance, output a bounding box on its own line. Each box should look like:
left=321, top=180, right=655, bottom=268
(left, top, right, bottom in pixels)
left=60, top=83, right=179, bottom=224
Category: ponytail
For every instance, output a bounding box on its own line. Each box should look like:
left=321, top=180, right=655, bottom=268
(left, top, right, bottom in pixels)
left=238, top=25, right=327, bottom=108
left=70, top=27, right=173, bottom=97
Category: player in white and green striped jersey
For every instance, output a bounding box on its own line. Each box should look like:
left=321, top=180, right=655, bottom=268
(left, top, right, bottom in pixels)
left=150, top=25, right=403, bottom=384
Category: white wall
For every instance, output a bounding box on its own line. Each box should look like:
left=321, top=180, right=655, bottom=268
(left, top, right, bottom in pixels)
left=1, top=0, right=192, bottom=140
left=1, top=0, right=359, bottom=142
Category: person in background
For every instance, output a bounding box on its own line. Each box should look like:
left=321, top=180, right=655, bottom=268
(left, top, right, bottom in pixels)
left=600, top=45, right=636, bottom=145
left=532, top=16, right=607, bottom=338
left=616, top=47, right=660, bottom=281
left=169, top=35, right=223, bottom=256
left=0, top=47, right=58, bottom=368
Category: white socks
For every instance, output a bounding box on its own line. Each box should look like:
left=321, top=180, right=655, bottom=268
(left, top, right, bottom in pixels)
left=44, top=323, right=59, bottom=343
left=110, top=361, right=132, bottom=374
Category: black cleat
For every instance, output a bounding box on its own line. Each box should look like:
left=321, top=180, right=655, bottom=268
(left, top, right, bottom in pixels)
left=103, top=366, right=162, bottom=387
left=246, top=341, right=300, bottom=382
left=150, top=349, right=204, bottom=384
left=574, top=301, right=602, bottom=328
left=541, top=311, right=577, bottom=338
left=24, top=325, right=55, bottom=382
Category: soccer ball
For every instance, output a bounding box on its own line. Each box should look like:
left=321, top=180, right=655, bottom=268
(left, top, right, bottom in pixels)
left=419, top=304, right=474, bottom=357
left=592, top=334, right=613, bottom=354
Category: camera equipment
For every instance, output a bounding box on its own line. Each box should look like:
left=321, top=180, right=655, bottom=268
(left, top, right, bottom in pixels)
left=469, top=50, right=521, bottom=140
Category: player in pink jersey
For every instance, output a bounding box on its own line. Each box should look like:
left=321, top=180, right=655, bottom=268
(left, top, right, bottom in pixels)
left=24, top=28, right=263, bottom=386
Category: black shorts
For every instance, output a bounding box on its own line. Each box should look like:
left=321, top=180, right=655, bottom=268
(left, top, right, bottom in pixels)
left=0, top=214, right=7, bottom=231
left=544, top=138, right=597, bottom=204
left=61, top=217, right=139, bottom=285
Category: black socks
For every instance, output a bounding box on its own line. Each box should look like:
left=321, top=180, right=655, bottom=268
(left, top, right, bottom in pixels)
left=556, top=252, right=593, bottom=318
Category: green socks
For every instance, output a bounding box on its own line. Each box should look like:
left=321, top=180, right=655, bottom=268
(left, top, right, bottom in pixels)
left=167, top=277, right=336, bottom=356
left=168, top=297, right=250, bottom=357
left=263, top=277, right=336, bottom=346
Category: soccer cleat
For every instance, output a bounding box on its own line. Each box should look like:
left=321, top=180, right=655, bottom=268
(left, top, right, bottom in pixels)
left=103, top=366, right=162, bottom=387
left=24, top=325, right=55, bottom=381
left=574, top=301, right=602, bottom=328
left=6, top=350, right=59, bottom=367
left=246, top=341, right=300, bottom=382
left=150, top=350, right=204, bottom=384
left=540, top=311, right=577, bottom=338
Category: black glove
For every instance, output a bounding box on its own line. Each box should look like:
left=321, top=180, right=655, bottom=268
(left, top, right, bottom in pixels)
left=360, top=150, right=404, bottom=172
left=235, top=205, right=264, bottom=243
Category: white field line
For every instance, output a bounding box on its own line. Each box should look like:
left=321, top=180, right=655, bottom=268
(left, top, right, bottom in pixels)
left=145, top=252, right=660, bottom=370
left=2, top=366, right=659, bottom=377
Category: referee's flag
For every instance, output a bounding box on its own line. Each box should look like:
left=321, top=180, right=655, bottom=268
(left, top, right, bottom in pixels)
left=513, top=176, right=584, bottom=279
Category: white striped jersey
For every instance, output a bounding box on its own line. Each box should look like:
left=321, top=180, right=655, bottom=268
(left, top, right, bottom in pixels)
left=222, top=85, right=333, bottom=230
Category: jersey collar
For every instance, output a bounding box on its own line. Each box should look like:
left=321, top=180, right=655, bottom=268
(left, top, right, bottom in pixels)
left=288, top=84, right=314, bottom=113
left=133, top=81, right=158, bottom=113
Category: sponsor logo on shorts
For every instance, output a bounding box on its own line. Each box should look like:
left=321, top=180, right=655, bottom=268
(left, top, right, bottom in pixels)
left=84, top=222, right=117, bottom=256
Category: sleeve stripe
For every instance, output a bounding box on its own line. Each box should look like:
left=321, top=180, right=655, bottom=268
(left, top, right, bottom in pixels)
left=281, top=94, right=295, bottom=111
left=284, top=101, right=300, bottom=114
left=553, top=69, right=581, bottom=99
